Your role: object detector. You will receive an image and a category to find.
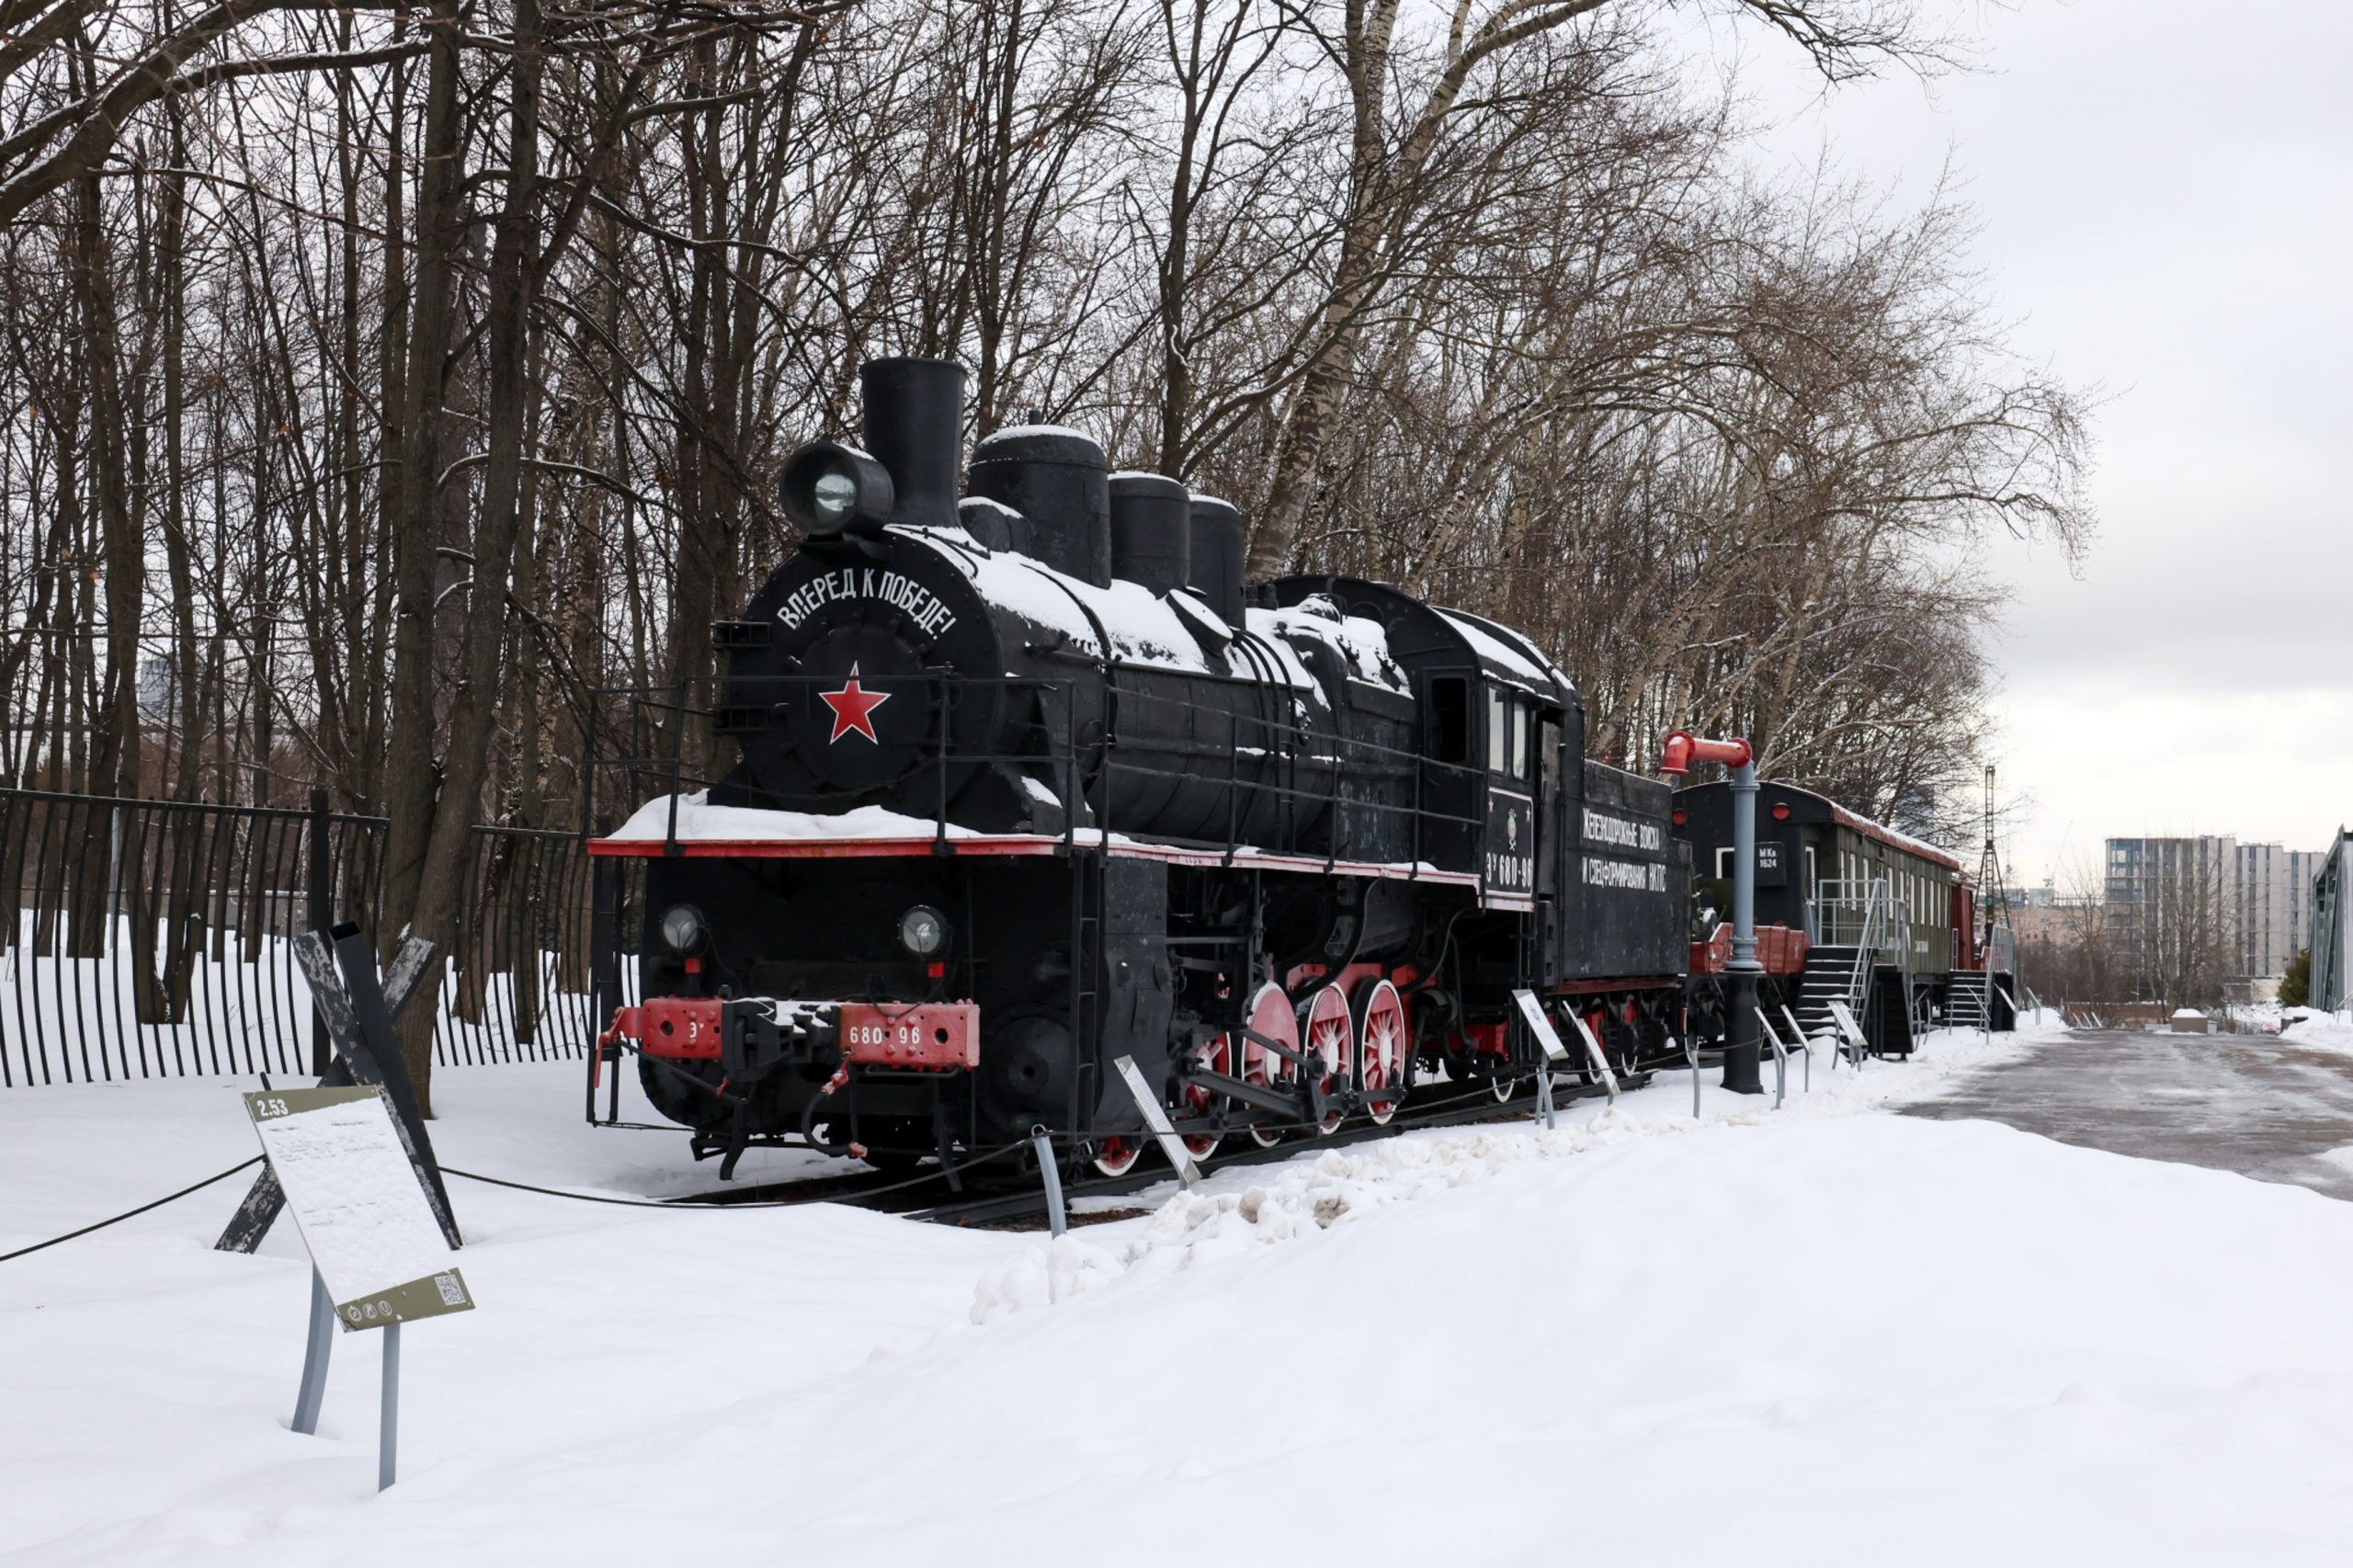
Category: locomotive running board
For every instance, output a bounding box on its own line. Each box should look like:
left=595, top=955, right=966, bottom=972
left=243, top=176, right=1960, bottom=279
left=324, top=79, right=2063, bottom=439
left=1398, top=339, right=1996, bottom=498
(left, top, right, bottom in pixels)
left=586, top=826, right=1485, bottom=889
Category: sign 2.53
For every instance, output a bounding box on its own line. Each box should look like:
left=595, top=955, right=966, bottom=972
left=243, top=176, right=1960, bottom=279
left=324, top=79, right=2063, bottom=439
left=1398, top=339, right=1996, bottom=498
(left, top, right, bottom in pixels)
left=251, top=1096, right=295, bottom=1120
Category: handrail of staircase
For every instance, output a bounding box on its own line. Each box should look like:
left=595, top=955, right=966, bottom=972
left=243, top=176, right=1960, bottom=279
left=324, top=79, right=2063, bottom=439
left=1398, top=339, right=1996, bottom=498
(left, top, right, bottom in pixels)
left=1849, top=880, right=1880, bottom=1020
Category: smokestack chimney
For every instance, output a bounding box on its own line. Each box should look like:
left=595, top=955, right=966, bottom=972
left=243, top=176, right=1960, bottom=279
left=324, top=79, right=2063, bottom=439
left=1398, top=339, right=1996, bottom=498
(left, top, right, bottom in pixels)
left=859, top=358, right=963, bottom=530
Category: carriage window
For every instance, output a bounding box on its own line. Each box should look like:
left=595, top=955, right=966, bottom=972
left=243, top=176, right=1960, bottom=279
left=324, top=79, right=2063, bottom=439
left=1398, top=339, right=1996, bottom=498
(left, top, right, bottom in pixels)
left=1510, top=699, right=1532, bottom=779
left=1430, top=677, right=1468, bottom=763
left=1540, top=715, right=1561, bottom=794
left=1486, top=688, right=1509, bottom=774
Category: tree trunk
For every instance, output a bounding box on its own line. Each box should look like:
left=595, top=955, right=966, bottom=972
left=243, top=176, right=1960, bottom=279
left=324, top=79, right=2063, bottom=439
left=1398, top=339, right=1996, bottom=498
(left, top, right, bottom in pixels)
left=378, top=0, right=468, bottom=1105
left=399, top=0, right=546, bottom=1107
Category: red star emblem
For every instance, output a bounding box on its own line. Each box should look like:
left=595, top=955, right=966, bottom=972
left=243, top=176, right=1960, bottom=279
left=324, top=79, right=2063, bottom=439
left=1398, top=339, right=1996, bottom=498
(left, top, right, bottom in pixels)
left=818, top=663, right=892, bottom=744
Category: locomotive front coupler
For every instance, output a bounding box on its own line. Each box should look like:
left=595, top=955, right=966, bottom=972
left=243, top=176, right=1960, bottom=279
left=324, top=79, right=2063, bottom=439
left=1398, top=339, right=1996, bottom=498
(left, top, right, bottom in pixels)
left=721, top=998, right=842, bottom=1085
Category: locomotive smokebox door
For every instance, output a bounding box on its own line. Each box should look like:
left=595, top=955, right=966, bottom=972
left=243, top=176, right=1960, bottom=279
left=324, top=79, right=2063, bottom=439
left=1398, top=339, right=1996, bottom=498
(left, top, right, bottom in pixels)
left=791, top=624, right=931, bottom=792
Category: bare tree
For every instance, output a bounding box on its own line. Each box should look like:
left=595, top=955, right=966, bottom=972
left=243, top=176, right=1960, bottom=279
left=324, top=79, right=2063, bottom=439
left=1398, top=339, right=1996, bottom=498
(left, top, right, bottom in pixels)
left=0, top=0, right=2093, bottom=1102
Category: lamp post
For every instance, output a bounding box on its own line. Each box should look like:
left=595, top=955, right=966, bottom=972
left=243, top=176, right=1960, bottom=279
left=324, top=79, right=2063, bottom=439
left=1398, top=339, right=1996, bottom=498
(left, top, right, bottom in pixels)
left=1663, top=731, right=1765, bottom=1095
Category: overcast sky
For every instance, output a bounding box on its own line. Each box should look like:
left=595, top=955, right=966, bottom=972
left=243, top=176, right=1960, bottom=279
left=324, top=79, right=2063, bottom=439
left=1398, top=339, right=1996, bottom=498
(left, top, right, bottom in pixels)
left=1678, top=0, right=2353, bottom=888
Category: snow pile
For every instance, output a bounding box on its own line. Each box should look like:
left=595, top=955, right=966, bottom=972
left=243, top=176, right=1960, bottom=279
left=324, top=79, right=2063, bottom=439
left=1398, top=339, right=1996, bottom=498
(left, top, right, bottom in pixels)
left=2229, top=999, right=2286, bottom=1033
left=2282, top=1006, right=2353, bottom=1057
left=974, top=1109, right=1698, bottom=1324
left=975, top=1014, right=2064, bottom=1323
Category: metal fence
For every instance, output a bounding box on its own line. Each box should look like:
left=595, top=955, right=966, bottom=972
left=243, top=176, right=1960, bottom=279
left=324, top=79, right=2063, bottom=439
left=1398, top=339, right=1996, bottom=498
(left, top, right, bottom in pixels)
left=0, top=787, right=630, bottom=1086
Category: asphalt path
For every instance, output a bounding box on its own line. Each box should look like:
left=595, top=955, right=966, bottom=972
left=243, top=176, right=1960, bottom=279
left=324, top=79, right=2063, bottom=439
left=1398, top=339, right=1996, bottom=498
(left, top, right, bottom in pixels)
left=1903, top=1028, right=2353, bottom=1203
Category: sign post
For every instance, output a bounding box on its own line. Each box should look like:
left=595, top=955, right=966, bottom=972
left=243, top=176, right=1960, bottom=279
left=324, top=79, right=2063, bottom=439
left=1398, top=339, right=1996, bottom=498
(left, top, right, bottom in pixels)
left=1509, top=990, right=1572, bottom=1131
left=1556, top=1003, right=1620, bottom=1105
left=1029, top=1126, right=1069, bottom=1236
left=244, top=1085, right=476, bottom=1490
left=1755, top=1006, right=1790, bottom=1108
left=1779, top=1006, right=1813, bottom=1093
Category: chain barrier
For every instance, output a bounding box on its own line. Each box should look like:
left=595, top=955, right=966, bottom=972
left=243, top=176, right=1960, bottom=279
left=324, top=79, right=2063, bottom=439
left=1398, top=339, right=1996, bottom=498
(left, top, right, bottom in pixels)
left=2, top=1055, right=1633, bottom=1265
left=0, top=1155, right=263, bottom=1266
left=443, top=1139, right=1033, bottom=1209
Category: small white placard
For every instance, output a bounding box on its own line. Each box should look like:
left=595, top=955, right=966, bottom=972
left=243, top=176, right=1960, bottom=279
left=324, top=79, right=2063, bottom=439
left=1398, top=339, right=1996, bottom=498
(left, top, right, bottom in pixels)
left=1559, top=1006, right=1620, bottom=1103
left=1112, top=1055, right=1201, bottom=1188
left=1510, top=989, right=1571, bottom=1062
left=245, top=1086, right=473, bottom=1331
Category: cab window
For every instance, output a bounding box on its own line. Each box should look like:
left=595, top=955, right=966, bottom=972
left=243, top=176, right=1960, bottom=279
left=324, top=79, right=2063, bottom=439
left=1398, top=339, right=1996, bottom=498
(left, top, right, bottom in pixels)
left=1430, top=677, right=1468, bottom=763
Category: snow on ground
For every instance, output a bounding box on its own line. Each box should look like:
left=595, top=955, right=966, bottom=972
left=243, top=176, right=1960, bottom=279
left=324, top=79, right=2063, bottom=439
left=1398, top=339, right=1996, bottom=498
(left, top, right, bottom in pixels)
left=8, top=1012, right=2353, bottom=1567
left=2282, top=1006, right=2353, bottom=1058
left=1010, top=1015, right=2055, bottom=1316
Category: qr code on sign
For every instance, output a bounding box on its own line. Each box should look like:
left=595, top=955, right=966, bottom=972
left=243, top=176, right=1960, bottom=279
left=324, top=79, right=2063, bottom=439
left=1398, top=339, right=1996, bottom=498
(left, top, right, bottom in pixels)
left=434, top=1273, right=467, bottom=1307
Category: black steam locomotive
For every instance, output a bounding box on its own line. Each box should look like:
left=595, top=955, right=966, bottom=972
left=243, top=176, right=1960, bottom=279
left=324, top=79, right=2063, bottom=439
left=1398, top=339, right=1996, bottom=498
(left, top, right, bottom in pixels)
left=588, top=357, right=1695, bottom=1176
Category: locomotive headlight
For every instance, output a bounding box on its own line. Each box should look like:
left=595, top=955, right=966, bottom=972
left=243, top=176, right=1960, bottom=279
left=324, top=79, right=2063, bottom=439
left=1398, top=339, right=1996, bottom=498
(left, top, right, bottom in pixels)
left=811, top=468, right=858, bottom=524
left=779, top=439, right=895, bottom=537
left=659, top=903, right=709, bottom=955
left=898, top=904, right=949, bottom=958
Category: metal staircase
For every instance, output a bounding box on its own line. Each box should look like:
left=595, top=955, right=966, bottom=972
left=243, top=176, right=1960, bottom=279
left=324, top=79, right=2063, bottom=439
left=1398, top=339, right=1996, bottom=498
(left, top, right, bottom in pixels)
left=1946, top=969, right=1991, bottom=1031
left=1794, top=878, right=1912, bottom=1053
left=1793, top=945, right=1865, bottom=1040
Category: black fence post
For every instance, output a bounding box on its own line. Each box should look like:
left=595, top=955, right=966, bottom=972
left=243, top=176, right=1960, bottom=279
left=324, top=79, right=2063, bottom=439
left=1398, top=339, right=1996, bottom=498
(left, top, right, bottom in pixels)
left=588, top=820, right=620, bottom=1124
left=307, top=788, right=332, bottom=1077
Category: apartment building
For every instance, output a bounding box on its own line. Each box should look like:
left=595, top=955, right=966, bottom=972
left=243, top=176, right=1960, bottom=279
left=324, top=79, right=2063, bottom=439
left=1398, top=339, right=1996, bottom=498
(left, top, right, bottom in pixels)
left=2237, top=843, right=2325, bottom=978
left=2105, top=835, right=2325, bottom=983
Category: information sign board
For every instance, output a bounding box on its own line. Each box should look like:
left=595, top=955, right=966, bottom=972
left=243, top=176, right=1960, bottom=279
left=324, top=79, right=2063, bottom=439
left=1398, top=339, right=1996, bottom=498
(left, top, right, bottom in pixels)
left=1825, top=998, right=1869, bottom=1051
left=1559, top=1006, right=1620, bottom=1101
left=244, top=1086, right=475, bottom=1331
left=1111, top=1055, right=1201, bottom=1187
left=1510, top=989, right=1572, bottom=1062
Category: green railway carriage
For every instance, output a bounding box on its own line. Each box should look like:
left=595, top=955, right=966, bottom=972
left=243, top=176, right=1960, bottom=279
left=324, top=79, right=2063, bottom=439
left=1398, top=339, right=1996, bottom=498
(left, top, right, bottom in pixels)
left=1671, top=780, right=1988, bottom=1046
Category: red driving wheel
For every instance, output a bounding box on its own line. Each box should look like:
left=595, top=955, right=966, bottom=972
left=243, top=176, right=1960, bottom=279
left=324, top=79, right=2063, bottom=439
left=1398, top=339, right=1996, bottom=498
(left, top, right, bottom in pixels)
left=1353, top=979, right=1407, bottom=1126
left=1298, top=983, right=1354, bottom=1135
left=1238, top=981, right=1298, bottom=1148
